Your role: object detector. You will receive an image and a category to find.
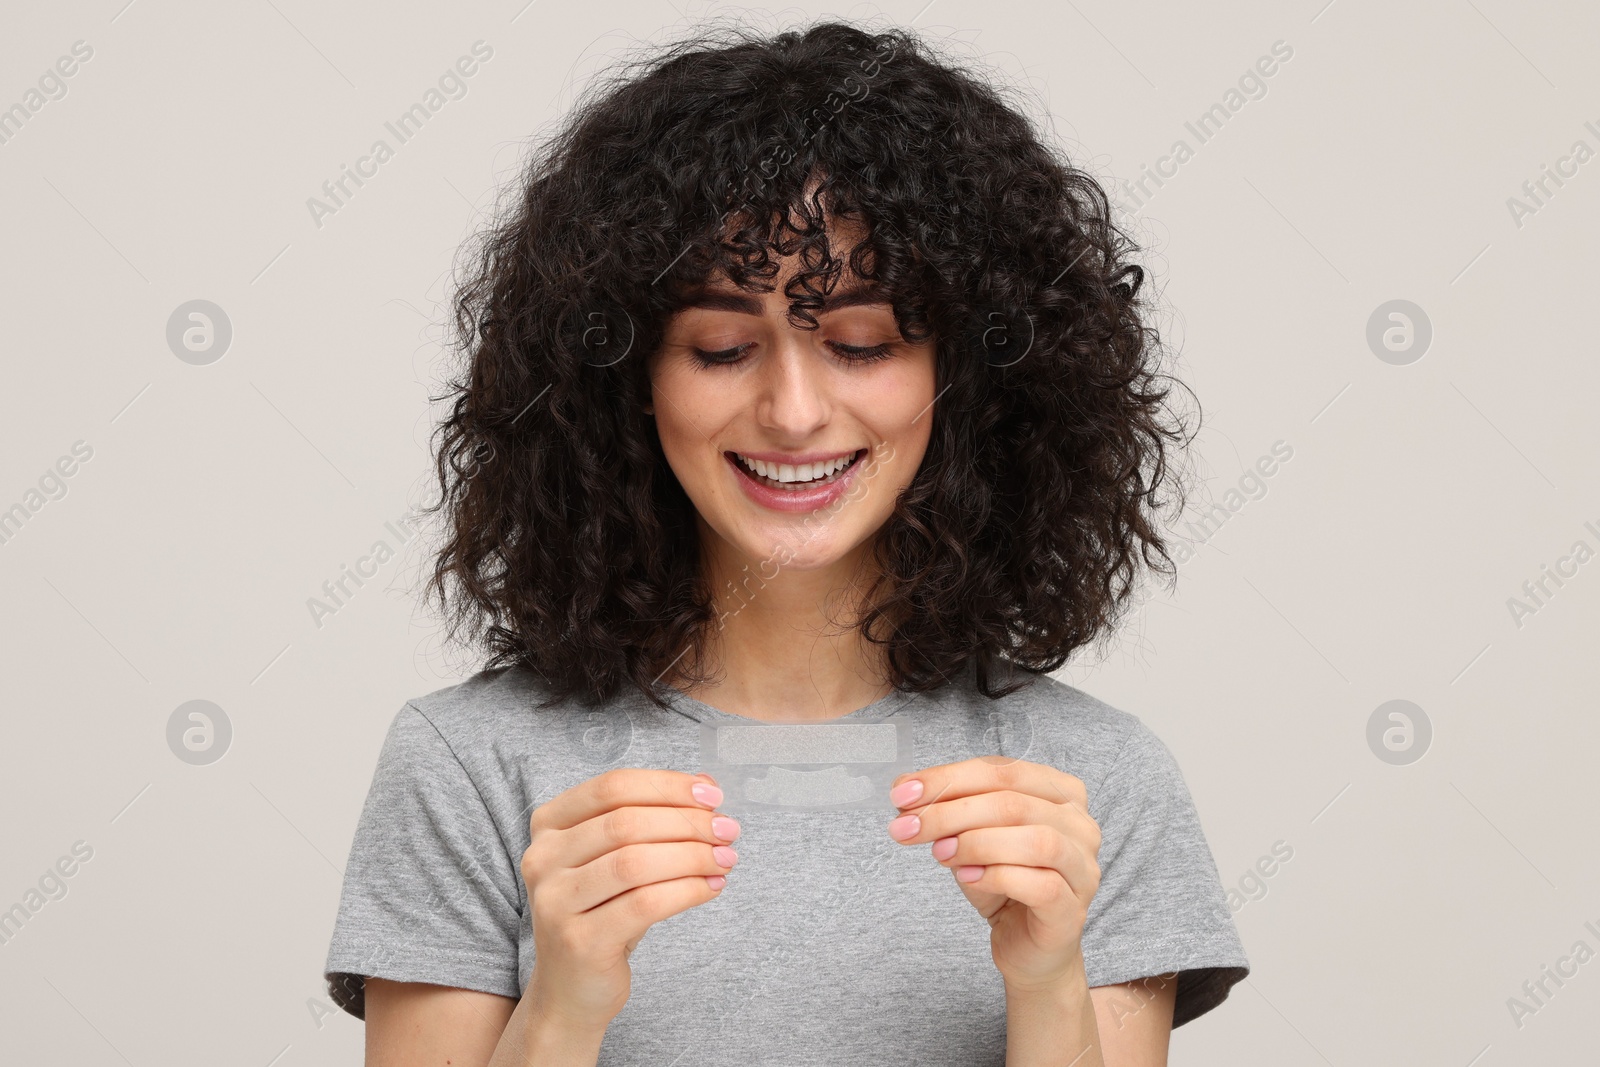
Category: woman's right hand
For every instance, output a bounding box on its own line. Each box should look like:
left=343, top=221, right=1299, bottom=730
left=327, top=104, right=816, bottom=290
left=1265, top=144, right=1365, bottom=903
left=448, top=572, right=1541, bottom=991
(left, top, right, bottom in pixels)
left=521, top=767, right=740, bottom=1031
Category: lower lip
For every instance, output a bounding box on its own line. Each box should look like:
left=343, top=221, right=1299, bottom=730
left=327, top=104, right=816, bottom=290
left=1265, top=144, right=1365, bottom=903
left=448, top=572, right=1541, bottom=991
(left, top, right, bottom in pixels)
left=726, top=450, right=867, bottom=513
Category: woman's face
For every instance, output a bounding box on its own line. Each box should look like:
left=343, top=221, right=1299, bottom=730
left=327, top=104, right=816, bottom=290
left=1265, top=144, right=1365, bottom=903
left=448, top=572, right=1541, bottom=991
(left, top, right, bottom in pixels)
left=647, top=255, right=937, bottom=579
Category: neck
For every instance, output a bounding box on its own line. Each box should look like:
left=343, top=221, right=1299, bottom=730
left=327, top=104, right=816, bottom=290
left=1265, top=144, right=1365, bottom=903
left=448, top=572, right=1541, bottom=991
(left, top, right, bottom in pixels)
left=675, top=526, right=894, bottom=722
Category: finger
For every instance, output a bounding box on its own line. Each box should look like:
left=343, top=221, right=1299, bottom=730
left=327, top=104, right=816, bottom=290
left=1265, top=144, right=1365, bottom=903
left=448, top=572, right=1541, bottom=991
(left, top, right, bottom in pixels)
left=890, top=758, right=1086, bottom=814
left=557, top=839, right=739, bottom=914
left=576, top=871, right=731, bottom=950
left=534, top=768, right=722, bottom=834
left=930, top=824, right=1100, bottom=898
left=531, top=804, right=742, bottom=874
left=951, top=863, right=1084, bottom=915
left=888, top=788, right=1067, bottom=846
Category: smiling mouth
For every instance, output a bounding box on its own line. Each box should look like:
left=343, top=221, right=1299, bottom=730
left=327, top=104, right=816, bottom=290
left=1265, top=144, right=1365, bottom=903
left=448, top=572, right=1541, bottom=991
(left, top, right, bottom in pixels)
left=728, top=450, right=865, bottom=491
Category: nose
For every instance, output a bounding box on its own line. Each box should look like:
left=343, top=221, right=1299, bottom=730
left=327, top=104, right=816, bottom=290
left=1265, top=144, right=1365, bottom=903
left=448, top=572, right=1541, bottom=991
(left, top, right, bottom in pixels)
left=755, top=338, right=831, bottom=440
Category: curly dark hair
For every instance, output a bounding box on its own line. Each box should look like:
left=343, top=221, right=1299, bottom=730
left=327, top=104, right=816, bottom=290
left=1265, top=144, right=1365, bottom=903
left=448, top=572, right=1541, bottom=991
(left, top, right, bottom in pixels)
left=424, top=17, right=1197, bottom=710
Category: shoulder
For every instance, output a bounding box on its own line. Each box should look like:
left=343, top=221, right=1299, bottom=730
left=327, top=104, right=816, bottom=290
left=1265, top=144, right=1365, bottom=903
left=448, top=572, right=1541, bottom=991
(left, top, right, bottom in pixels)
left=401, top=664, right=555, bottom=739
left=374, top=665, right=651, bottom=815
left=397, top=663, right=632, bottom=763
left=362, top=666, right=573, bottom=796
left=967, top=667, right=1163, bottom=797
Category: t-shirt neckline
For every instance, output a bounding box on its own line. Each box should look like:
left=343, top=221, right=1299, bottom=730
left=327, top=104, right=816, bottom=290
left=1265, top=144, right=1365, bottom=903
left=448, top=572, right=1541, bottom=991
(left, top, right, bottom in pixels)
left=653, top=681, right=920, bottom=724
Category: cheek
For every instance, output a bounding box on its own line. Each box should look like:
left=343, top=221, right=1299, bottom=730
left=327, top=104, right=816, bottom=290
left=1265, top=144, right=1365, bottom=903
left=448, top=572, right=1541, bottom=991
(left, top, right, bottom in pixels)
left=861, top=353, right=936, bottom=452
left=648, top=376, right=701, bottom=491
left=829, top=361, right=934, bottom=508
left=649, top=363, right=718, bottom=460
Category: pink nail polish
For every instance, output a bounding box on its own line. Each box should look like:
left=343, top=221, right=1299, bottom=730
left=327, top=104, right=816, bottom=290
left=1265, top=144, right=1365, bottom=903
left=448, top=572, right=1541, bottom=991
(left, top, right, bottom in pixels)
left=888, top=814, right=920, bottom=840
left=889, top=779, right=923, bottom=807
left=706, top=875, right=727, bottom=890
left=692, top=782, right=723, bottom=807
left=712, top=845, right=738, bottom=868
left=932, top=836, right=958, bottom=860
left=711, top=816, right=741, bottom=841
left=957, top=866, right=984, bottom=882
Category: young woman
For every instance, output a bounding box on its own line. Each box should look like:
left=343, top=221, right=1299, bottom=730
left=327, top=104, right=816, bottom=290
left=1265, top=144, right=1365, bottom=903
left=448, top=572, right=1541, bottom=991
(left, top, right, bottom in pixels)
left=324, top=19, right=1248, bottom=1066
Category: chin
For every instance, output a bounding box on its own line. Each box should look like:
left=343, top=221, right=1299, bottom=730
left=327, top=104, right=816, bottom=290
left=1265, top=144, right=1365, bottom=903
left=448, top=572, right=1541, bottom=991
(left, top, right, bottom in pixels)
left=732, top=519, right=874, bottom=574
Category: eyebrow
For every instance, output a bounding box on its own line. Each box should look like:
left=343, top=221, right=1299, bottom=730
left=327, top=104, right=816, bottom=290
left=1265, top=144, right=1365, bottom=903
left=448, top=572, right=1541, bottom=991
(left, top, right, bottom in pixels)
left=675, top=282, right=890, bottom=315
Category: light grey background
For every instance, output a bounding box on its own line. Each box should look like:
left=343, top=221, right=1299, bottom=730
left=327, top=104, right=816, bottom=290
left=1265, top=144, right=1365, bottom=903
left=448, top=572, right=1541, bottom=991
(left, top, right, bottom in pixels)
left=2, top=0, right=1595, bottom=1063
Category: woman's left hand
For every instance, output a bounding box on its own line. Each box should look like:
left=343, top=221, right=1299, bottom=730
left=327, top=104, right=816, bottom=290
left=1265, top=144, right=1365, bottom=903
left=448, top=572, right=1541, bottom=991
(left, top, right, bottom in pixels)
left=886, top=757, right=1102, bottom=992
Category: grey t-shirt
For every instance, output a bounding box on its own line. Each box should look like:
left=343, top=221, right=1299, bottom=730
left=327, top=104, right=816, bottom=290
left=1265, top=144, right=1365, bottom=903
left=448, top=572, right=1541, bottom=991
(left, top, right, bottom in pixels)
left=324, top=662, right=1248, bottom=1060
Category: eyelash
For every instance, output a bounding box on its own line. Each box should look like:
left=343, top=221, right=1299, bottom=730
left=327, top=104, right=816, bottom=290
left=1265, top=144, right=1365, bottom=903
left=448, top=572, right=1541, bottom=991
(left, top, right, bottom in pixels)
left=689, top=341, right=894, bottom=367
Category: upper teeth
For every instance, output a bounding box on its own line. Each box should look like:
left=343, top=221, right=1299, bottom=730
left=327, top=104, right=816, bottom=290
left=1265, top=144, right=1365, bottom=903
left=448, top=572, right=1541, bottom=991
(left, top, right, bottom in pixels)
left=736, top=453, right=855, bottom=483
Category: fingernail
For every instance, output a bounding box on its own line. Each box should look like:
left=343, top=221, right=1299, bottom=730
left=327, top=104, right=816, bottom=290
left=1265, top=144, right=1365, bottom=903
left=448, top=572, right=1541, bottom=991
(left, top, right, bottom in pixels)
left=706, top=875, right=727, bottom=890
left=957, top=865, right=984, bottom=882
left=932, top=836, right=958, bottom=861
left=692, top=782, right=723, bottom=807
left=712, top=845, right=739, bottom=868
left=889, top=780, right=923, bottom=807
left=888, top=814, right=920, bottom=840
left=711, top=816, right=741, bottom=841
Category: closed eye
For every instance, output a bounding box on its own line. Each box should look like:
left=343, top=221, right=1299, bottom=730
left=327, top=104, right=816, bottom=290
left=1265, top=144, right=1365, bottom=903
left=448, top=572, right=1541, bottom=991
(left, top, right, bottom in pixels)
left=829, top=341, right=893, bottom=364
left=689, top=343, right=755, bottom=366
left=688, top=340, right=896, bottom=368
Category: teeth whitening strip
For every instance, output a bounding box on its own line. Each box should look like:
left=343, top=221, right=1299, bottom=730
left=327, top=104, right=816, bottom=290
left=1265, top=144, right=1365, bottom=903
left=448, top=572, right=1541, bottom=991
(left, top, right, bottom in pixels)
left=698, top=719, right=915, bottom=812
